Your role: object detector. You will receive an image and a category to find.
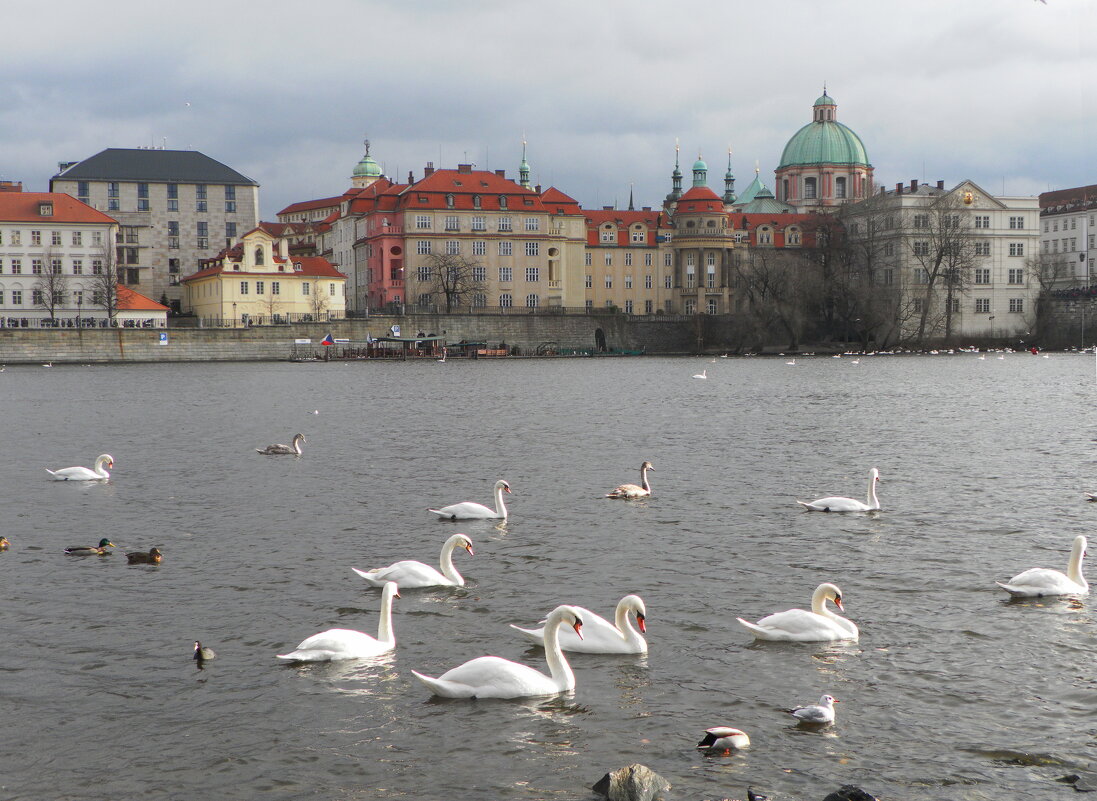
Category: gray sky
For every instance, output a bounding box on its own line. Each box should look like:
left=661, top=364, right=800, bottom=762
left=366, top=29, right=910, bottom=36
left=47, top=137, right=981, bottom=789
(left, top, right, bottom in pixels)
left=2, top=0, right=1092, bottom=220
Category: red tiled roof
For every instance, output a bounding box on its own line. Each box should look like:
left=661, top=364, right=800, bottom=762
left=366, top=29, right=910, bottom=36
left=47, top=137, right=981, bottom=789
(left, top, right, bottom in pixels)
left=277, top=196, right=344, bottom=216
left=400, top=168, right=542, bottom=212
left=182, top=255, right=345, bottom=283
left=540, top=187, right=583, bottom=214
left=0, top=192, right=117, bottom=224
left=1040, top=184, right=1097, bottom=209
left=676, top=186, right=724, bottom=210
left=117, top=285, right=169, bottom=311
left=583, top=209, right=662, bottom=247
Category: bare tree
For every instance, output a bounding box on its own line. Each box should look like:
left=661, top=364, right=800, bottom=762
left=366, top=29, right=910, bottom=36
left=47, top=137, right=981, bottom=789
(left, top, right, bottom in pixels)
left=34, top=247, right=70, bottom=321
left=259, top=286, right=284, bottom=323
left=89, top=241, right=122, bottom=324
left=1027, top=252, right=1076, bottom=293
left=732, top=246, right=819, bottom=350
left=308, top=280, right=330, bottom=320
left=418, top=253, right=486, bottom=313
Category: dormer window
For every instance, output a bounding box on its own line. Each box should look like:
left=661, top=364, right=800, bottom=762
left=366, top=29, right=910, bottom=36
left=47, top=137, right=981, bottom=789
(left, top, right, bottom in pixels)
left=445, top=194, right=455, bottom=208
left=499, top=196, right=508, bottom=209
left=39, top=202, right=53, bottom=217
left=473, top=195, right=481, bottom=209
left=294, top=262, right=303, bottom=272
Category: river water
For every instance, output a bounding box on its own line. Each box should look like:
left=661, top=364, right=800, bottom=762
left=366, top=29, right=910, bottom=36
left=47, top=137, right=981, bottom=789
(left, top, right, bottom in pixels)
left=1, top=354, right=1094, bottom=800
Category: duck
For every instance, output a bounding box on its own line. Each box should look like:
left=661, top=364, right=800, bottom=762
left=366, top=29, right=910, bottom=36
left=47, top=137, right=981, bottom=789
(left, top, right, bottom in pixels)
left=429, top=479, right=510, bottom=520
left=352, top=534, right=473, bottom=588
left=256, top=433, right=305, bottom=455
left=996, top=535, right=1088, bottom=597
left=736, top=582, right=858, bottom=642
left=411, top=605, right=584, bottom=699
left=692, top=369, right=707, bottom=379
left=696, top=726, right=750, bottom=753
left=0, top=536, right=9, bottom=551
left=797, top=467, right=880, bottom=512
left=606, top=461, right=654, bottom=499
left=126, top=547, right=163, bottom=565
left=194, top=641, right=216, bottom=662
left=510, top=594, right=647, bottom=653
left=277, top=582, right=400, bottom=661
left=64, top=538, right=116, bottom=556
left=787, top=694, right=838, bottom=724
left=46, top=454, right=114, bottom=481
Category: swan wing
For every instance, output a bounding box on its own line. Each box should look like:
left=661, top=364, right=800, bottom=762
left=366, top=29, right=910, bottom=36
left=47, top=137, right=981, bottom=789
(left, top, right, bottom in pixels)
left=997, top=568, right=1087, bottom=597
left=352, top=561, right=452, bottom=588
left=511, top=607, right=643, bottom=653
left=428, top=501, right=496, bottom=519
left=413, top=656, right=557, bottom=698
left=46, top=466, right=100, bottom=480
left=277, top=628, right=390, bottom=661
left=606, top=483, right=648, bottom=498
left=797, top=496, right=869, bottom=512
left=737, top=609, right=856, bottom=641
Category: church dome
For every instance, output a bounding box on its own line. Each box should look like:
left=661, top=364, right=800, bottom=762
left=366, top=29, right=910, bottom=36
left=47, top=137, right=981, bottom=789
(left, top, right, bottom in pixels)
left=353, top=154, right=382, bottom=178
left=693, top=157, right=708, bottom=172
left=778, top=94, right=870, bottom=169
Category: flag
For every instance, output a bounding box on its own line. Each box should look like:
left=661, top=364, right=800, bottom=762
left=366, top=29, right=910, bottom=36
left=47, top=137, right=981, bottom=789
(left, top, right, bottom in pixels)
left=321, top=333, right=334, bottom=346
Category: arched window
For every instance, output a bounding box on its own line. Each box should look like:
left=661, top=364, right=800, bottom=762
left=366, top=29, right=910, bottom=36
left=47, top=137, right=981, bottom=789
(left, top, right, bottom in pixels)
left=499, top=195, right=508, bottom=209
left=525, top=293, right=539, bottom=308
left=706, top=219, right=716, bottom=228
left=835, top=177, right=847, bottom=199
left=472, top=195, right=481, bottom=209
left=255, top=246, right=265, bottom=265
left=804, top=177, right=817, bottom=200
left=499, top=292, right=512, bottom=308
left=445, top=194, right=454, bottom=208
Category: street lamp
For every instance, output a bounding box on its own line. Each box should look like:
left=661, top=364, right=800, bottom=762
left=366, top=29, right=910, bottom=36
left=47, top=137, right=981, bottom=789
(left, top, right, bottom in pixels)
left=76, top=294, right=82, bottom=328
left=232, top=301, right=237, bottom=328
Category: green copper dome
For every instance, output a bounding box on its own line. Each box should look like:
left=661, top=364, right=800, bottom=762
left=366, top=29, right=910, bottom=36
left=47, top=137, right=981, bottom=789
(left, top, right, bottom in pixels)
left=814, top=91, right=835, bottom=106
left=353, top=154, right=382, bottom=178
left=778, top=119, right=869, bottom=169
left=693, top=157, right=707, bottom=171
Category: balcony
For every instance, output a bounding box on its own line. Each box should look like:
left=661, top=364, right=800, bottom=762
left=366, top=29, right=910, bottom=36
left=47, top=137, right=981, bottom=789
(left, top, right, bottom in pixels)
left=547, top=280, right=561, bottom=289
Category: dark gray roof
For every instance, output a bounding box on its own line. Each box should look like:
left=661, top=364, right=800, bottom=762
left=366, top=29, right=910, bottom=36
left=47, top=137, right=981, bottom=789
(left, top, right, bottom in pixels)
left=53, top=148, right=257, bottom=186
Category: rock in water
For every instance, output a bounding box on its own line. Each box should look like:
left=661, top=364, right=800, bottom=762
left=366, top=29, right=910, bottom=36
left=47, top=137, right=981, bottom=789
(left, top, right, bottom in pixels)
left=592, top=764, right=671, bottom=801
left=822, top=787, right=879, bottom=801
left=1057, top=773, right=1097, bottom=792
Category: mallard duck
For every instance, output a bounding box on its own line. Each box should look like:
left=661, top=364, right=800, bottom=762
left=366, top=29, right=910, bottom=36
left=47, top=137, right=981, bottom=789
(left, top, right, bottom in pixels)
left=0, top=536, right=9, bottom=551
left=126, top=547, right=162, bottom=565
left=194, top=641, right=216, bottom=662
left=64, top=538, right=116, bottom=555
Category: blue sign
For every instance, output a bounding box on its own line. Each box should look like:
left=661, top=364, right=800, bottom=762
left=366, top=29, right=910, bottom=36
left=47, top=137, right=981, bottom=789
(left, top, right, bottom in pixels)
left=391, top=324, right=401, bottom=337
left=158, top=332, right=168, bottom=346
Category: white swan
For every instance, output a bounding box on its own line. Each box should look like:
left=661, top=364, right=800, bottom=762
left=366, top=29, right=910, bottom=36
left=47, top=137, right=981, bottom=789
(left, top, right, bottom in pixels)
left=352, top=534, right=473, bottom=588
left=429, top=479, right=510, bottom=520
left=411, top=605, right=584, bottom=698
left=736, top=582, right=858, bottom=642
left=510, top=594, right=647, bottom=653
left=256, top=433, right=305, bottom=455
left=46, top=454, right=114, bottom=481
left=797, top=467, right=880, bottom=512
left=696, top=727, right=750, bottom=752
left=788, top=694, right=838, bottom=724
left=606, top=461, right=654, bottom=499
left=786, top=358, right=796, bottom=365
left=276, top=581, right=399, bottom=661
left=692, top=369, right=707, bottom=379
left=996, top=535, right=1088, bottom=597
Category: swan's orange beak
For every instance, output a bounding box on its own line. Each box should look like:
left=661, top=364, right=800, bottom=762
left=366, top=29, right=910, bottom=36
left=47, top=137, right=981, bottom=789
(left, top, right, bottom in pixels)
left=504, top=486, right=512, bottom=494
left=833, top=597, right=844, bottom=611
left=465, top=543, right=474, bottom=556
left=636, top=613, right=646, bottom=633
left=394, top=590, right=401, bottom=599
left=572, top=619, right=584, bottom=640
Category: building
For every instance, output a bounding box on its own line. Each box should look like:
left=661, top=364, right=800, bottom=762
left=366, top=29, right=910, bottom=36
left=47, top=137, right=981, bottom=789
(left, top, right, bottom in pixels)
left=1038, top=183, right=1095, bottom=288
left=0, top=191, right=123, bottom=328
left=775, top=91, right=874, bottom=210
left=116, top=285, right=169, bottom=328
left=844, top=179, right=1040, bottom=342
left=50, top=148, right=259, bottom=313
left=583, top=207, right=669, bottom=314
left=181, top=226, right=345, bottom=326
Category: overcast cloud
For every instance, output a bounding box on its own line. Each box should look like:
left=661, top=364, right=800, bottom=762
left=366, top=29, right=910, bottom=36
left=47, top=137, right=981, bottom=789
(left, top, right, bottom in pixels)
left=1, top=0, right=1092, bottom=219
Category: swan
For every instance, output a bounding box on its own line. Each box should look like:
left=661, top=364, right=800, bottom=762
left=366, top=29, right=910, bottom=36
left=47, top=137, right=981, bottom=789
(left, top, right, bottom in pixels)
left=996, top=535, right=1088, bottom=597
left=352, top=534, right=473, bottom=588
left=429, top=479, right=510, bottom=520
left=277, top=581, right=400, bottom=661
left=606, top=461, right=654, bottom=499
left=510, top=594, right=647, bottom=653
left=786, top=358, right=796, bottom=365
left=696, top=726, right=750, bottom=753
left=692, top=369, right=707, bottom=379
left=256, top=433, right=305, bottom=455
left=797, top=467, right=880, bottom=512
left=788, top=694, right=838, bottom=724
left=46, top=454, right=114, bottom=481
left=411, top=605, right=584, bottom=698
left=736, top=582, right=858, bottom=642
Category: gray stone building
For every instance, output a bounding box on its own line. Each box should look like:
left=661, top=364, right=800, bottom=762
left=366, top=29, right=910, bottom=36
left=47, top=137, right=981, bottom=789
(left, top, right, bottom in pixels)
left=50, top=148, right=258, bottom=312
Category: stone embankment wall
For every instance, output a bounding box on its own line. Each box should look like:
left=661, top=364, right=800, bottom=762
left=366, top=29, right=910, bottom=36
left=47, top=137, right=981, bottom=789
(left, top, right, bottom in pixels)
left=1038, top=297, right=1097, bottom=350
left=0, top=313, right=695, bottom=363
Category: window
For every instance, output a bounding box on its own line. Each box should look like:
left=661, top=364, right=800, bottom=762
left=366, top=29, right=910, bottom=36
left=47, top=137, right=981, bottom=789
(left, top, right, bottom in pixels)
left=975, top=241, right=990, bottom=256
left=302, top=282, right=310, bottom=295
left=664, top=252, right=672, bottom=267
left=92, top=259, right=102, bottom=275
left=1009, top=216, right=1024, bottom=229
left=584, top=253, right=592, bottom=266
left=137, top=183, right=149, bottom=211
left=645, top=274, right=652, bottom=289
left=32, top=289, right=43, bottom=305
left=644, top=253, right=652, bottom=267
left=416, top=293, right=432, bottom=308
left=585, top=299, right=593, bottom=310
left=469, top=240, right=485, bottom=256
left=71, top=231, right=82, bottom=247
left=1070, top=237, right=1077, bottom=251
left=975, top=215, right=990, bottom=229
left=416, top=240, right=432, bottom=255
left=31, top=230, right=41, bottom=245
left=525, top=267, right=539, bottom=282
left=1008, top=268, right=1024, bottom=284
left=623, top=299, right=633, bottom=314
left=498, top=241, right=512, bottom=256
left=644, top=299, right=653, bottom=314
left=912, top=298, right=924, bottom=313
left=1009, top=298, right=1024, bottom=313
left=631, top=228, right=645, bottom=243
left=472, top=292, right=486, bottom=307
left=975, top=298, right=991, bottom=313
left=240, top=281, right=249, bottom=295
left=197, top=221, right=209, bottom=250
left=604, top=253, right=613, bottom=267
left=472, top=195, right=481, bottom=209
left=169, top=258, right=180, bottom=274
left=525, top=293, right=539, bottom=308
left=624, top=274, right=633, bottom=289
left=444, top=215, right=459, bottom=231
left=72, top=259, right=82, bottom=275
left=707, top=298, right=718, bottom=315
left=684, top=299, right=696, bottom=314
left=415, top=215, right=431, bottom=229
left=107, top=182, right=119, bottom=211
left=225, top=185, right=236, bottom=213
left=196, top=184, right=207, bottom=212
left=51, top=230, right=62, bottom=245
left=975, top=268, right=991, bottom=284
left=804, top=177, right=817, bottom=199
left=167, top=183, right=178, bottom=212
left=835, top=176, right=847, bottom=198
left=945, top=214, right=960, bottom=229
left=417, top=265, right=432, bottom=281
left=664, top=273, right=672, bottom=289
left=624, top=252, right=633, bottom=267
left=499, top=196, right=508, bottom=209
left=605, top=275, right=613, bottom=289
left=226, top=222, right=237, bottom=242
left=32, top=258, right=43, bottom=274
left=706, top=265, right=716, bottom=288
left=499, top=266, right=512, bottom=282
left=525, top=217, right=539, bottom=231
left=11, top=290, right=21, bottom=305
left=51, top=258, right=62, bottom=274
left=584, top=274, right=592, bottom=288
left=125, top=228, right=139, bottom=244
left=1009, top=243, right=1024, bottom=257
left=913, top=267, right=929, bottom=284
left=472, top=265, right=486, bottom=282
left=272, top=281, right=280, bottom=295
left=91, top=231, right=100, bottom=246
left=330, top=283, right=336, bottom=297
left=77, top=181, right=89, bottom=202
left=525, top=241, right=539, bottom=257
left=913, top=241, right=929, bottom=256
left=254, top=280, right=264, bottom=295
left=445, top=240, right=460, bottom=255
left=499, top=292, right=512, bottom=308
left=498, top=216, right=512, bottom=231
left=471, top=216, right=486, bottom=231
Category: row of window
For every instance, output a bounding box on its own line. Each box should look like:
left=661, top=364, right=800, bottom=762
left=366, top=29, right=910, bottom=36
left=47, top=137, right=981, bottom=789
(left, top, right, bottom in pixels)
left=434, top=193, right=534, bottom=211
left=584, top=274, right=670, bottom=290
left=1043, top=237, right=1094, bottom=254
left=1044, top=215, right=1093, bottom=233
left=0, top=229, right=109, bottom=248
left=415, top=239, right=544, bottom=257
left=414, top=215, right=538, bottom=232
left=584, top=252, right=671, bottom=267
left=85, top=182, right=240, bottom=214
left=0, top=258, right=107, bottom=275
left=0, top=288, right=106, bottom=306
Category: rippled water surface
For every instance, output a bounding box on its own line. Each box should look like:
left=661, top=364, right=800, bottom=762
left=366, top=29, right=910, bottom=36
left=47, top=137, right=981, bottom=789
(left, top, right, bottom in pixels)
left=2, top=354, right=1095, bottom=800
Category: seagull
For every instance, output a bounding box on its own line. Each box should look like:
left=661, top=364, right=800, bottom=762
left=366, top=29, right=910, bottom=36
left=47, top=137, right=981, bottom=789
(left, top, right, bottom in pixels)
left=787, top=694, right=837, bottom=724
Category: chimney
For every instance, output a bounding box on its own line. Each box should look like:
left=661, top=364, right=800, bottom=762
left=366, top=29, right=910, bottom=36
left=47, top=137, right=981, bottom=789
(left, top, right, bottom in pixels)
left=535, top=184, right=541, bottom=194
left=910, top=179, right=918, bottom=192
left=495, top=169, right=506, bottom=178
left=896, top=183, right=903, bottom=194
left=457, top=163, right=472, bottom=174
left=936, top=180, right=945, bottom=190
left=0, top=180, right=23, bottom=192
left=642, top=206, right=651, bottom=211
left=603, top=206, right=613, bottom=210
left=423, top=162, right=435, bottom=178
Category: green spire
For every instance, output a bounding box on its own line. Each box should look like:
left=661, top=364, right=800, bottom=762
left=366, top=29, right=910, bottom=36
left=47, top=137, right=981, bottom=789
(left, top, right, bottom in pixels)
left=519, top=138, right=531, bottom=189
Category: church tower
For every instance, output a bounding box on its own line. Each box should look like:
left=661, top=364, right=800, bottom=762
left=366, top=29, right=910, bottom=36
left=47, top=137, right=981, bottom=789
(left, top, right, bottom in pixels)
left=350, top=138, right=383, bottom=189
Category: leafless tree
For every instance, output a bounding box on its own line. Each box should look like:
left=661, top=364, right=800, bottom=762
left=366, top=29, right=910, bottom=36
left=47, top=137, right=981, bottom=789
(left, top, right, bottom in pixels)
left=418, top=253, right=486, bottom=313
left=732, top=246, right=819, bottom=350
left=308, top=280, right=330, bottom=320
left=33, top=247, right=70, bottom=321
left=89, top=241, right=122, bottom=323
left=1027, top=252, right=1076, bottom=293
